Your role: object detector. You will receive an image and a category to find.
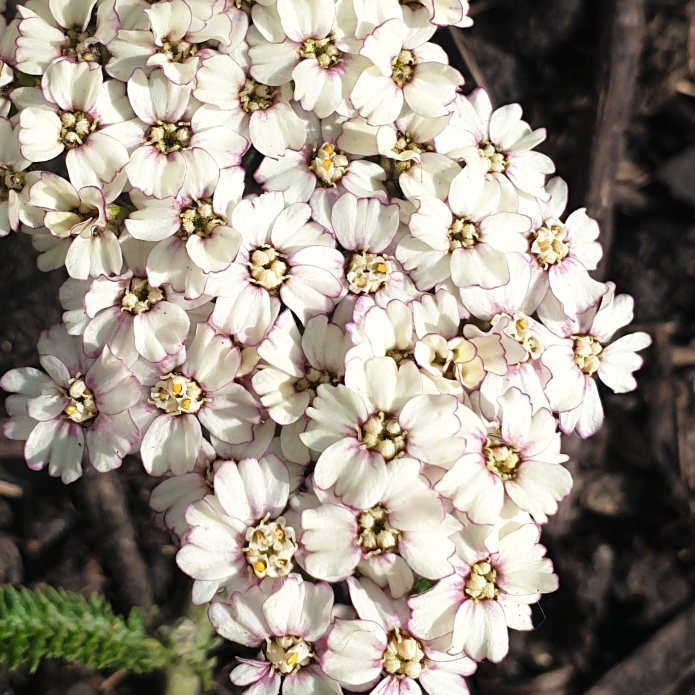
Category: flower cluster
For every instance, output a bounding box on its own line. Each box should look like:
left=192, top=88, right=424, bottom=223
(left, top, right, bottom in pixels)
left=1, top=0, right=651, bottom=692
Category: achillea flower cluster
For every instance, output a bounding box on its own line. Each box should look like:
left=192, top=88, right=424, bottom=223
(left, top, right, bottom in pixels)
left=1, top=0, right=650, bottom=691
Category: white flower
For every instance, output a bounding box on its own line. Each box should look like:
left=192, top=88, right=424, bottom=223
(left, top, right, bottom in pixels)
left=177, top=454, right=297, bottom=603
left=18, top=59, right=132, bottom=195
left=206, top=191, right=345, bottom=326
left=252, top=310, right=349, bottom=425
left=248, top=0, right=370, bottom=119
left=420, top=0, right=473, bottom=28
left=255, top=118, right=388, bottom=207
left=1, top=323, right=141, bottom=484
left=519, top=177, right=606, bottom=315
left=408, top=523, right=558, bottom=662
left=539, top=283, right=652, bottom=438
left=0, top=117, right=42, bottom=236
left=300, top=356, right=467, bottom=508
left=60, top=272, right=211, bottom=368
left=351, top=18, right=463, bottom=126
left=434, top=89, right=555, bottom=202
left=208, top=576, right=341, bottom=695
left=126, top=161, right=244, bottom=299
left=137, top=322, right=261, bottom=476
left=121, top=68, right=246, bottom=199
left=27, top=173, right=124, bottom=280
left=193, top=52, right=306, bottom=158
left=106, top=0, right=245, bottom=84
left=436, top=387, right=571, bottom=524
left=299, top=457, right=461, bottom=598
left=15, top=0, right=109, bottom=75
left=322, top=577, right=476, bottom=695
left=397, top=169, right=531, bottom=291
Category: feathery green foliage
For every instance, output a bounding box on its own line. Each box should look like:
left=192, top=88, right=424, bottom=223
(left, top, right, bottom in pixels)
left=0, top=585, right=169, bottom=674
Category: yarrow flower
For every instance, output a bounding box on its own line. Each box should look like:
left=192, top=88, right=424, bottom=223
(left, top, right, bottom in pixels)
left=0, top=0, right=653, bottom=691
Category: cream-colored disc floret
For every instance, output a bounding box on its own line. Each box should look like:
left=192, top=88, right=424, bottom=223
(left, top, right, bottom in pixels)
left=502, top=312, right=543, bottom=361
left=299, top=36, right=342, bottom=70
left=464, top=558, right=500, bottom=601
left=64, top=375, right=98, bottom=425
left=63, top=23, right=104, bottom=63
left=265, top=635, right=313, bottom=675
left=295, top=366, right=338, bottom=396
left=530, top=222, right=569, bottom=269
left=159, top=37, right=198, bottom=63
left=346, top=252, right=390, bottom=294
left=478, top=141, right=508, bottom=173
left=147, top=121, right=191, bottom=154
left=310, top=143, right=349, bottom=187
left=0, top=166, right=25, bottom=202
left=121, top=278, right=164, bottom=315
left=178, top=199, right=225, bottom=240
left=60, top=111, right=97, bottom=149
left=151, top=373, right=204, bottom=415
left=243, top=514, right=298, bottom=579
left=360, top=412, right=406, bottom=460
left=448, top=218, right=480, bottom=252
left=358, top=505, right=400, bottom=554
left=572, top=334, right=603, bottom=375
left=239, top=79, right=275, bottom=113
left=248, top=245, right=288, bottom=292
left=391, top=50, right=416, bottom=87
left=382, top=628, right=426, bottom=679
left=483, top=435, right=521, bottom=481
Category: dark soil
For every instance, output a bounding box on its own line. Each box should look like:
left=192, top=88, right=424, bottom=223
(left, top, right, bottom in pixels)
left=1, top=0, right=694, bottom=693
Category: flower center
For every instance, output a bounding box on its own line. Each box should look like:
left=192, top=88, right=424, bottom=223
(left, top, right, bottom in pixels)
left=383, top=628, right=425, bottom=679
left=177, top=199, right=225, bottom=240
left=63, top=22, right=106, bottom=64
left=295, top=366, right=338, bottom=396
left=147, top=121, right=191, bottom=154
left=572, top=335, right=603, bottom=375
left=265, top=636, right=313, bottom=675
left=299, top=36, right=342, bottom=70
left=0, top=166, right=25, bottom=203
left=151, top=373, right=204, bottom=415
left=391, top=50, right=416, bottom=88
left=346, top=252, right=390, bottom=294
left=501, top=312, right=543, bottom=361
left=478, top=141, right=508, bottom=173
left=360, top=411, right=406, bottom=461
left=310, top=143, right=349, bottom=186
left=483, top=436, right=520, bottom=481
left=121, top=277, right=164, bottom=314
left=392, top=130, right=430, bottom=156
left=248, top=245, right=288, bottom=292
left=239, top=78, right=276, bottom=113
left=60, top=111, right=97, bottom=149
left=464, top=559, right=500, bottom=601
left=160, top=38, right=198, bottom=63
left=64, top=375, right=98, bottom=425
left=234, top=0, right=256, bottom=14
left=243, top=514, right=298, bottom=579
left=530, top=223, right=569, bottom=269
left=357, top=505, right=400, bottom=554
left=448, top=218, right=480, bottom=251
left=386, top=348, right=413, bottom=366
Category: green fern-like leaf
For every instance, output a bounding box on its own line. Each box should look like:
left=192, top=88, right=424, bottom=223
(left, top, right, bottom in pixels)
left=0, top=585, right=169, bottom=674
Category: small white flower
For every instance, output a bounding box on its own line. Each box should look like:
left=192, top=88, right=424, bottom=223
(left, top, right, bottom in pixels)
left=137, top=322, right=261, bottom=476
left=299, top=456, right=461, bottom=598
left=322, top=577, right=476, bottom=695
left=408, top=522, right=558, bottom=663
left=18, top=59, right=132, bottom=195
left=436, top=387, right=571, bottom=524
left=1, top=323, right=141, bottom=483
left=435, top=89, right=555, bottom=202
left=177, top=454, right=297, bottom=602
left=208, top=576, right=341, bottom=695
left=252, top=310, right=349, bottom=425
left=351, top=18, right=463, bottom=126
left=539, top=283, right=652, bottom=438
